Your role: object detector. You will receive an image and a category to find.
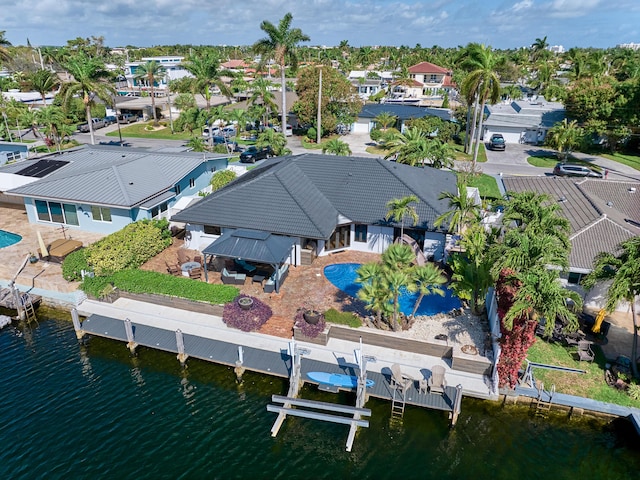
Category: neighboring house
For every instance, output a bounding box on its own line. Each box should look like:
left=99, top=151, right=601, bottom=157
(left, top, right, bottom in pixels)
left=502, top=176, right=640, bottom=309
left=0, top=142, right=32, bottom=166
left=172, top=153, right=459, bottom=266
left=351, top=103, right=454, bottom=134
left=3, top=145, right=230, bottom=234
left=387, top=62, right=456, bottom=105
left=482, top=98, right=565, bottom=144
left=119, top=56, right=188, bottom=92
left=348, top=70, right=394, bottom=100
left=1, top=89, right=56, bottom=107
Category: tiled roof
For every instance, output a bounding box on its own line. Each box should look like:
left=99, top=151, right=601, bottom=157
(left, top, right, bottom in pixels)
left=502, top=176, right=640, bottom=270
left=358, top=103, right=453, bottom=122
left=172, top=154, right=458, bottom=239
left=408, top=62, right=449, bottom=74
left=6, top=145, right=225, bottom=208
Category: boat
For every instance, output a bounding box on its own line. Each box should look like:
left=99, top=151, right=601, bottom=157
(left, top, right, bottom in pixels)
left=307, top=372, right=374, bottom=388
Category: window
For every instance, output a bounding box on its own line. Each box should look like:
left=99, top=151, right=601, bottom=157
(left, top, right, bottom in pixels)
left=91, top=206, right=112, bottom=222
left=34, top=200, right=79, bottom=226
left=567, top=272, right=583, bottom=285
left=189, top=178, right=195, bottom=188
left=429, top=74, right=437, bottom=82
left=327, top=225, right=351, bottom=251
left=354, top=224, right=367, bottom=243
left=175, top=184, right=181, bottom=195
left=151, top=202, right=168, bottom=219
left=204, top=225, right=221, bottom=235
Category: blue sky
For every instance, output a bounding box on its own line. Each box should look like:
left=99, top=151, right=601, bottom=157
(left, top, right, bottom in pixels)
left=2, top=0, right=638, bottom=50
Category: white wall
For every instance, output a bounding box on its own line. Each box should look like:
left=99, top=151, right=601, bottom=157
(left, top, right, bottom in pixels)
left=423, top=231, right=446, bottom=261
left=583, top=279, right=640, bottom=313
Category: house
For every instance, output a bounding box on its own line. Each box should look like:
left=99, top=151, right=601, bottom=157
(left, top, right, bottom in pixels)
left=482, top=98, right=565, bottom=144
left=2, top=145, right=230, bottom=234
left=348, top=70, right=394, bottom=100
left=351, top=103, right=454, bottom=134
left=388, top=62, right=455, bottom=105
left=501, top=176, right=640, bottom=309
left=171, top=153, right=459, bottom=269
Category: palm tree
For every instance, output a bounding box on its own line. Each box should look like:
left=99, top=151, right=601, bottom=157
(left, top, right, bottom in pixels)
left=530, top=36, right=549, bottom=62
left=424, top=140, right=455, bottom=169
left=253, top=13, right=310, bottom=141
left=256, top=128, right=289, bottom=156
left=27, top=69, right=60, bottom=106
left=322, top=138, right=351, bottom=156
left=434, top=182, right=481, bottom=235
left=0, top=30, right=11, bottom=63
left=62, top=52, right=115, bottom=145
left=385, top=195, right=419, bottom=238
left=374, top=111, right=397, bottom=130
left=182, top=51, right=233, bottom=109
left=248, top=78, right=277, bottom=126
left=134, top=60, right=164, bottom=126
left=35, top=105, right=66, bottom=152
left=546, top=119, right=583, bottom=161
left=173, top=93, right=197, bottom=112
left=383, top=127, right=429, bottom=166
left=583, top=237, right=640, bottom=378
left=411, top=264, right=446, bottom=317
left=462, top=44, right=501, bottom=169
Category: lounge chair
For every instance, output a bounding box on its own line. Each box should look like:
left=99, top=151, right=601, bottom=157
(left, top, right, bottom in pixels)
left=577, top=340, right=595, bottom=362
left=165, top=261, right=181, bottom=276
left=234, top=258, right=257, bottom=273
left=177, top=249, right=190, bottom=264
left=428, top=365, right=447, bottom=395
left=390, top=363, right=414, bottom=394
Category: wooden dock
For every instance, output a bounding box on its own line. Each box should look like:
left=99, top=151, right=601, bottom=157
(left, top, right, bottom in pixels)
left=76, top=311, right=463, bottom=450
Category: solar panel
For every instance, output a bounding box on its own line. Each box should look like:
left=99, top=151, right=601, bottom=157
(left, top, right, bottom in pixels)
left=15, top=159, right=69, bottom=178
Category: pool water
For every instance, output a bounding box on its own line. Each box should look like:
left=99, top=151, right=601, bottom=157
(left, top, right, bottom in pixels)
left=324, top=263, right=461, bottom=316
left=0, top=229, right=21, bottom=248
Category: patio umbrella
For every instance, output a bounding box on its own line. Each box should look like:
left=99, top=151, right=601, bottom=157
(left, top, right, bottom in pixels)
left=37, top=231, right=48, bottom=258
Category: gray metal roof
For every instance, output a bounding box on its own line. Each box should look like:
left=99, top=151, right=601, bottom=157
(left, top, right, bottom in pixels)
left=172, top=153, right=458, bottom=239
left=202, top=229, right=295, bottom=264
left=569, top=217, right=635, bottom=270
left=7, top=145, right=225, bottom=208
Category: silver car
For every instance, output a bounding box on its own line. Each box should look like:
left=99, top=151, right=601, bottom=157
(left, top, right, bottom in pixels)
left=553, top=163, right=603, bottom=178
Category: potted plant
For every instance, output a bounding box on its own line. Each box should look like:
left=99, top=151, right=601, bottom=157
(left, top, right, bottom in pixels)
left=302, top=305, right=323, bottom=325
left=237, top=296, right=254, bottom=310
left=29, top=253, right=38, bottom=263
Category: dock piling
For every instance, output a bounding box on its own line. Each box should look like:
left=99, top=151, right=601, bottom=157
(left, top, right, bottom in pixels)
left=175, top=329, right=189, bottom=366
left=450, top=384, right=463, bottom=426
left=234, top=346, right=246, bottom=382
left=71, top=308, right=85, bottom=340
left=124, top=318, right=138, bottom=354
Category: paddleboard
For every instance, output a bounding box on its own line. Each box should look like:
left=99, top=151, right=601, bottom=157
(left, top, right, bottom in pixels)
left=307, top=371, right=374, bottom=388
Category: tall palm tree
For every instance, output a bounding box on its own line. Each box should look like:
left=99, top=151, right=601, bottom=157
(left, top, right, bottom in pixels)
left=182, top=51, right=233, bottom=109
left=134, top=60, right=164, bottom=126
left=27, top=69, right=60, bottom=106
left=411, top=264, right=446, bottom=317
left=62, top=52, right=115, bottom=145
left=0, top=30, right=11, bottom=63
left=35, top=105, right=66, bottom=152
left=434, top=182, right=480, bottom=235
left=385, top=195, right=419, bottom=238
left=462, top=44, right=501, bottom=169
left=546, top=119, right=583, bottom=160
left=322, top=138, right=351, bottom=156
left=583, top=237, right=640, bottom=378
left=248, top=77, right=277, bottom=126
left=253, top=13, right=310, bottom=141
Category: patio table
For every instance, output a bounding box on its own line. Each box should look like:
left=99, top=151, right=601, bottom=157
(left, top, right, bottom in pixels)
left=252, top=274, right=266, bottom=286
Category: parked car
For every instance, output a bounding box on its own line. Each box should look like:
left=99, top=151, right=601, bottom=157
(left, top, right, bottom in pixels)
left=103, top=115, right=117, bottom=126
left=221, top=125, right=237, bottom=137
left=553, top=163, right=603, bottom=178
left=202, top=126, right=221, bottom=138
left=77, top=118, right=106, bottom=132
left=488, top=133, right=506, bottom=151
left=284, top=124, right=293, bottom=137
left=117, top=113, right=137, bottom=124
left=207, top=135, right=241, bottom=152
left=239, top=146, right=274, bottom=163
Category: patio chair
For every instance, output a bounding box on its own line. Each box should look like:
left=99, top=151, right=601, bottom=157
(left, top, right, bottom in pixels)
left=177, top=249, right=190, bottom=265
left=390, top=363, right=414, bottom=394
left=577, top=340, right=595, bottom=362
left=428, top=365, right=447, bottom=395
left=165, top=261, right=181, bottom=276
left=193, top=255, right=203, bottom=266
left=188, top=267, right=202, bottom=280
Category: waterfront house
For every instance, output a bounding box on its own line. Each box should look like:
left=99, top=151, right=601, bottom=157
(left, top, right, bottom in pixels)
left=351, top=103, right=454, bottom=134
left=387, top=61, right=456, bottom=104
left=3, top=145, right=230, bottom=235
left=171, top=153, right=458, bottom=270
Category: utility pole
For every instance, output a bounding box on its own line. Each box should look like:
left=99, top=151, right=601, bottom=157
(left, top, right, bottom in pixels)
left=317, top=67, right=322, bottom=145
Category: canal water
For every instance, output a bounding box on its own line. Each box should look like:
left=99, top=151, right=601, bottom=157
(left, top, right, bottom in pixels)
left=1, top=311, right=639, bottom=480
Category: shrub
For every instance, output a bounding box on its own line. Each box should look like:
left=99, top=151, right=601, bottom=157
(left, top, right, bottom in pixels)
left=210, top=169, right=237, bottom=192
left=223, top=295, right=273, bottom=332
left=61, top=248, right=90, bottom=281
left=294, top=309, right=326, bottom=338
left=87, top=219, right=171, bottom=275
left=80, top=269, right=238, bottom=304
left=369, top=127, right=382, bottom=143
left=628, top=383, right=640, bottom=401
left=324, top=308, right=361, bottom=327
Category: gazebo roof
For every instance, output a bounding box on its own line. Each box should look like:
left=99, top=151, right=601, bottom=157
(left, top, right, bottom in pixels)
left=202, top=229, right=295, bottom=265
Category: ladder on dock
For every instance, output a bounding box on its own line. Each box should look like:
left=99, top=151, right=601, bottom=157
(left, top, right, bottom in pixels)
left=391, top=387, right=407, bottom=420
left=22, top=297, right=38, bottom=325
left=533, top=382, right=555, bottom=415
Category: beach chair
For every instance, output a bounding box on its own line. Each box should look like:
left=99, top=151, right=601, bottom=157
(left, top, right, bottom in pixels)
left=390, top=363, right=414, bottom=394
left=177, top=249, right=190, bottom=264
left=165, top=261, right=181, bottom=276
left=428, top=365, right=447, bottom=395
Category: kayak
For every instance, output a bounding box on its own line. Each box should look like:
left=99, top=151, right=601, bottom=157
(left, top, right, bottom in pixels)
left=307, top=371, right=374, bottom=388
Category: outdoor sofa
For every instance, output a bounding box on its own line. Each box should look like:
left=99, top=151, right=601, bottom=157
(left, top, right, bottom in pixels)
left=221, top=268, right=246, bottom=285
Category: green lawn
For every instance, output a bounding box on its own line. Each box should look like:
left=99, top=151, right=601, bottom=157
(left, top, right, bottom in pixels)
left=600, top=151, right=640, bottom=171
left=106, top=122, right=193, bottom=141
left=452, top=142, right=487, bottom=163
left=460, top=173, right=502, bottom=200
left=526, top=339, right=640, bottom=408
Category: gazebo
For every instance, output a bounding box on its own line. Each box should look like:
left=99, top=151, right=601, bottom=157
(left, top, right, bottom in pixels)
left=201, top=229, right=295, bottom=292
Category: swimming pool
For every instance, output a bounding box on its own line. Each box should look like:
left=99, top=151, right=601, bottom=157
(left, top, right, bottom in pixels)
left=324, top=263, right=461, bottom=317
left=0, top=229, right=22, bottom=249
